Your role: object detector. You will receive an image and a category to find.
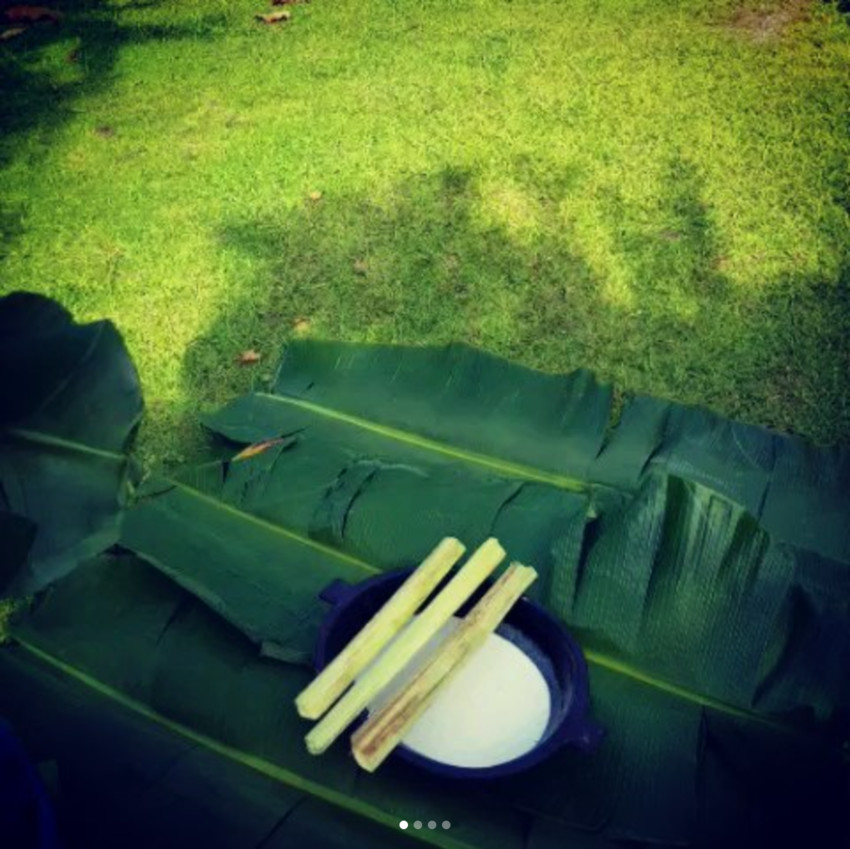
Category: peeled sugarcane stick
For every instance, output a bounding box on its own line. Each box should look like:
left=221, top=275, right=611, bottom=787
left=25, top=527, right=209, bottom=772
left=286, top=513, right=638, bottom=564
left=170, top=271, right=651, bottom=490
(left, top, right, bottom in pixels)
left=295, top=537, right=466, bottom=720
left=305, top=538, right=506, bottom=755
left=351, top=562, right=537, bottom=772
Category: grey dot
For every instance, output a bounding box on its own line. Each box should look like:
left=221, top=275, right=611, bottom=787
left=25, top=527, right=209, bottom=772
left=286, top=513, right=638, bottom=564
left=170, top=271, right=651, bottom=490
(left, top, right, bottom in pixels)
left=413, top=821, right=422, bottom=830
left=442, top=820, right=451, bottom=829
left=428, top=821, right=436, bottom=829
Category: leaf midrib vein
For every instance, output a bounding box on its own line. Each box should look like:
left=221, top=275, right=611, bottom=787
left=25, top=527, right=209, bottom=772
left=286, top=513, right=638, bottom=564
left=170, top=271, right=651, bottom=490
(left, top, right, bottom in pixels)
left=254, top=393, right=591, bottom=494
left=159, top=477, right=380, bottom=575
left=4, top=427, right=126, bottom=462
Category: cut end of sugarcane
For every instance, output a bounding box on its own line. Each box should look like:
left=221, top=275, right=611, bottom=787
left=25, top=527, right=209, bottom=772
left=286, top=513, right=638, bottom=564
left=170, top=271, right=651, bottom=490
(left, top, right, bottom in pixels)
left=478, top=537, right=506, bottom=560
left=352, top=744, right=379, bottom=773
left=297, top=692, right=328, bottom=720
left=305, top=721, right=342, bottom=755
left=305, top=733, right=325, bottom=756
left=296, top=687, right=320, bottom=720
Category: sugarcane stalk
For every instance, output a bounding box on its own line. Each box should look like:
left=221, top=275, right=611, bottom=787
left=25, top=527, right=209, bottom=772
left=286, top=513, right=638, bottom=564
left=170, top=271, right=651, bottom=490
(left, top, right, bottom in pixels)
left=350, top=562, right=537, bottom=772
left=304, top=538, right=506, bottom=755
left=295, top=537, right=466, bottom=720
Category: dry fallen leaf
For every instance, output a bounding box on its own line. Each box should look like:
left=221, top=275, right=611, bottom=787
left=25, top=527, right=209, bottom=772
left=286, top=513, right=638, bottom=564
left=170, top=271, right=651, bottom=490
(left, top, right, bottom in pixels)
left=233, top=437, right=286, bottom=461
left=292, top=317, right=311, bottom=336
left=4, top=6, right=62, bottom=23
left=94, top=125, right=115, bottom=138
left=236, top=349, right=262, bottom=365
left=307, top=190, right=322, bottom=202
left=0, top=26, right=27, bottom=40
left=66, top=47, right=79, bottom=63
left=353, top=259, right=368, bottom=276
left=256, top=11, right=291, bottom=23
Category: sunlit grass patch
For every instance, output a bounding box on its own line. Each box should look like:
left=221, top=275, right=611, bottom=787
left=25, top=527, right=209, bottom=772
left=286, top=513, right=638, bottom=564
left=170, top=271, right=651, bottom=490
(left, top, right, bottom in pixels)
left=1, top=0, right=848, bottom=467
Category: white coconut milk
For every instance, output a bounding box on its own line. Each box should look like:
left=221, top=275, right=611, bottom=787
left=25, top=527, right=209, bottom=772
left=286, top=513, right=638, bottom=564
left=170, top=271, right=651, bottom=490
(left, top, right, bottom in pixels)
left=363, top=616, right=551, bottom=768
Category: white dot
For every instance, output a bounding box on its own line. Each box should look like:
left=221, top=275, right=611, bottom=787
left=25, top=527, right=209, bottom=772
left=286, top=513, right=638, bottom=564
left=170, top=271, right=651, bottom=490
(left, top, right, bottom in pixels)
left=399, top=821, right=408, bottom=830
left=442, top=820, right=451, bottom=829
left=428, top=821, right=436, bottom=829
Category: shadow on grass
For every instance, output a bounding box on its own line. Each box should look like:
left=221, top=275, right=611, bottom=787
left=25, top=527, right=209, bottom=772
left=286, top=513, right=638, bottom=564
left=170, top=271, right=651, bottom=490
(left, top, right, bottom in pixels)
left=0, top=0, right=228, bottom=257
left=181, top=156, right=849, bottom=454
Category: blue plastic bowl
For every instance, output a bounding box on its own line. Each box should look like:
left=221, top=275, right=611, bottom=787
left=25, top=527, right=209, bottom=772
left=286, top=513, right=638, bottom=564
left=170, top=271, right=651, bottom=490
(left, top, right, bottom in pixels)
left=314, top=567, right=604, bottom=779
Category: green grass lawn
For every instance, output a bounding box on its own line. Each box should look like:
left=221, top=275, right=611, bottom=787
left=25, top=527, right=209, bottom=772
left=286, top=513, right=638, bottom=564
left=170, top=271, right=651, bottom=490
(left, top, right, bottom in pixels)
left=2, top=0, right=849, bottom=470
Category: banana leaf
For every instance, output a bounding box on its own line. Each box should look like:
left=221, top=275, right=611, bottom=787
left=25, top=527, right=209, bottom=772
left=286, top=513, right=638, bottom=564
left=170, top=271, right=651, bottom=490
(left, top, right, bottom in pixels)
left=203, top=340, right=849, bottom=562
left=4, top=549, right=845, bottom=848
left=120, top=456, right=850, bottom=718
left=0, top=292, right=142, bottom=596
left=111, top=339, right=849, bottom=845
left=593, top=394, right=850, bottom=563
left=121, top=339, right=850, bottom=719
left=123, top=458, right=589, bottom=663
left=122, top=455, right=850, bottom=725
left=2, top=553, right=615, bottom=849
left=0, top=636, right=419, bottom=849
left=4, top=324, right=848, bottom=846
left=121, top=470, right=848, bottom=844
